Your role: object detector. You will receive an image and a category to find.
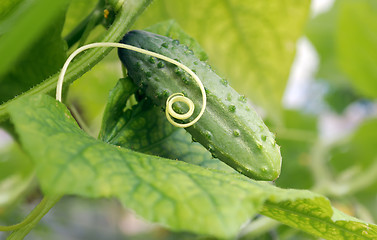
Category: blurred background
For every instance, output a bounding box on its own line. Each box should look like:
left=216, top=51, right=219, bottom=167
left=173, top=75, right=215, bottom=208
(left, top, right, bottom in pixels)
left=1, top=0, right=377, bottom=239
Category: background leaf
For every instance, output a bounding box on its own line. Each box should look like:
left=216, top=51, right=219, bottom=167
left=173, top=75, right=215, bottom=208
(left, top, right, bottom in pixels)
left=8, top=94, right=377, bottom=239
left=62, top=0, right=98, bottom=37
left=336, top=0, right=377, bottom=98
left=0, top=0, right=69, bottom=79
left=145, top=20, right=208, bottom=62
left=306, top=0, right=377, bottom=100
left=133, top=0, right=311, bottom=122
left=0, top=14, right=67, bottom=103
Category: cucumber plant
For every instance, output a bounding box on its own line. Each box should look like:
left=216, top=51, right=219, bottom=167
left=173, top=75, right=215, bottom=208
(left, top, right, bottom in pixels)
left=118, top=30, right=282, bottom=180
left=55, top=31, right=281, bottom=181
left=1, top=1, right=377, bottom=240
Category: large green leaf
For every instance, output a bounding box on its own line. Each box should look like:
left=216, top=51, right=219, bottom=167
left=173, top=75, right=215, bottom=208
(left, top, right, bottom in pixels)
left=8, top=94, right=377, bottom=239
left=8, top=95, right=267, bottom=238
left=0, top=14, right=67, bottom=103
left=134, top=0, right=311, bottom=121
left=0, top=0, right=69, bottom=79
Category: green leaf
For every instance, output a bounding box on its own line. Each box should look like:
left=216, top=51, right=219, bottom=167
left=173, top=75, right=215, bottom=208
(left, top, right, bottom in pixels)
left=8, top=95, right=266, bottom=238
left=8, top=94, right=377, bottom=239
left=145, top=20, right=208, bottom=61
left=134, top=0, right=311, bottom=121
left=0, top=0, right=69, bottom=79
left=0, top=14, right=67, bottom=103
left=336, top=0, right=377, bottom=98
left=99, top=78, right=232, bottom=172
left=260, top=188, right=377, bottom=240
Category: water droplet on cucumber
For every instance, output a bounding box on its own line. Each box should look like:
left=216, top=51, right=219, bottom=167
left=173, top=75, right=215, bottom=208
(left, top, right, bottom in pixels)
left=208, top=144, right=215, bottom=153
left=175, top=68, right=182, bottom=75
left=157, top=62, right=165, bottom=68
left=228, top=105, right=236, bottom=112
left=148, top=56, right=156, bottom=64
left=163, top=90, right=170, bottom=97
left=145, top=72, right=152, bottom=78
left=226, top=93, right=232, bottom=101
left=233, top=130, right=240, bottom=137
left=220, top=78, right=229, bottom=86
left=204, top=131, right=213, bottom=140
left=238, top=95, right=247, bottom=103
left=182, top=77, right=190, bottom=84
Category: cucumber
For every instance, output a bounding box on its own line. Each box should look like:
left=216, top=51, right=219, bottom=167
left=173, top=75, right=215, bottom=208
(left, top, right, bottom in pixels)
left=118, top=30, right=281, bottom=181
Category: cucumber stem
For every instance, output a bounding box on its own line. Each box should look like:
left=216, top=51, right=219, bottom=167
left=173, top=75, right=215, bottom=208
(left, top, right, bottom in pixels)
left=6, top=196, right=61, bottom=240
left=0, top=196, right=60, bottom=233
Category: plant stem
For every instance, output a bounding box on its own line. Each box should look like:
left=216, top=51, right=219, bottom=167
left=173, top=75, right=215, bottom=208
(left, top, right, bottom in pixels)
left=0, top=0, right=153, bottom=123
left=0, top=198, right=47, bottom=232
left=6, top=196, right=62, bottom=240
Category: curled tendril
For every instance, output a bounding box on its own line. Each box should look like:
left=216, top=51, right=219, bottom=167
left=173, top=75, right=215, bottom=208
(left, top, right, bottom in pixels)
left=56, top=42, right=206, bottom=128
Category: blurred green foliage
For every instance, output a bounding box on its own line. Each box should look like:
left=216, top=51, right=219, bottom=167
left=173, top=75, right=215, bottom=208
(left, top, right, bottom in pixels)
left=306, top=0, right=377, bottom=110
left=0, top=16, right=67, bottom=103
left=0, top=0, right=69, bottom=79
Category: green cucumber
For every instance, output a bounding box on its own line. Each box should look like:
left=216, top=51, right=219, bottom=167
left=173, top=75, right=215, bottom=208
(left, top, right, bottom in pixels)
left=118, top=30, right=281, bottom=181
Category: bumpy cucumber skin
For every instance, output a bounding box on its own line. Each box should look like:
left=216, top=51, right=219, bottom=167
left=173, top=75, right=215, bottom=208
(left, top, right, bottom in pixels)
left=118, top=30, right=281, bottom=181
